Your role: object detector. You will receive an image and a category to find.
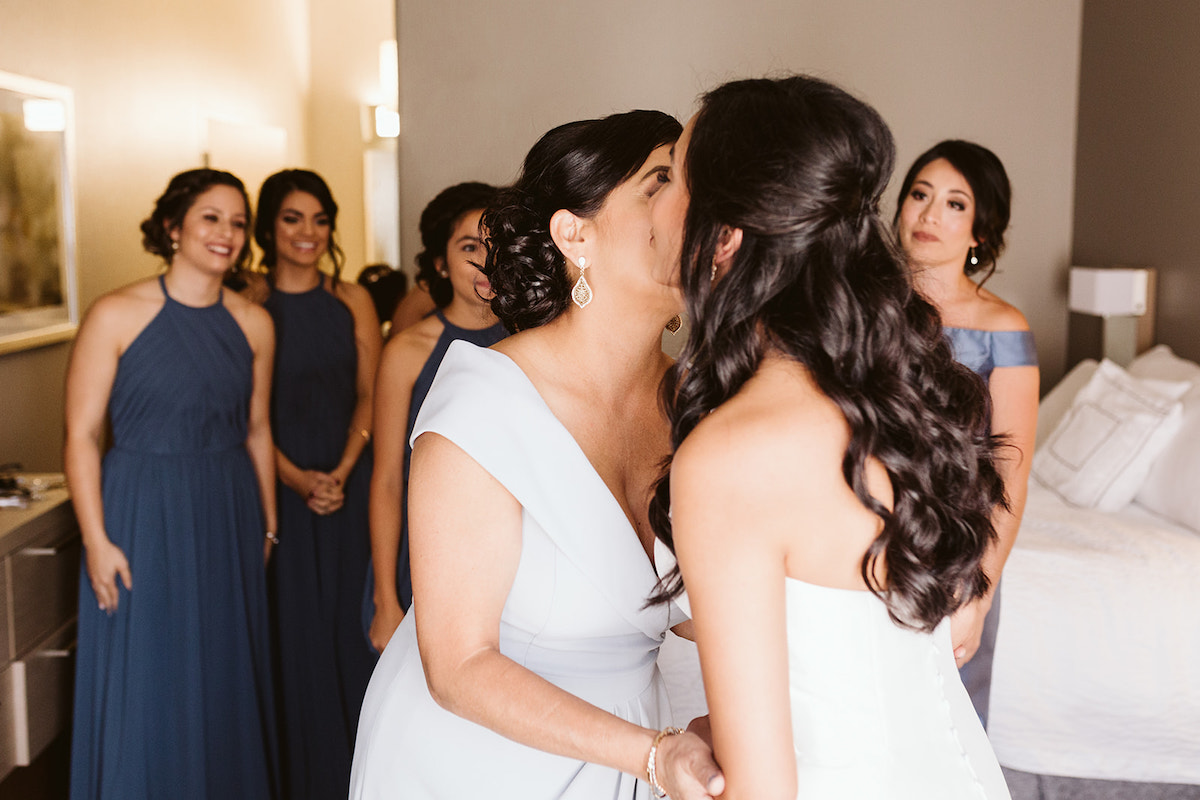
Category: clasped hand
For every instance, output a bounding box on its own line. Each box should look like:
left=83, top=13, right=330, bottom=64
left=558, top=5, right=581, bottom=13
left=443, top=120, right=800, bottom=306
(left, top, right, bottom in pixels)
left=950, top=593, right=993, bottom=667
left=294, top=470, right=345, bottom=515
left=655, top=718, right=725, bottom=800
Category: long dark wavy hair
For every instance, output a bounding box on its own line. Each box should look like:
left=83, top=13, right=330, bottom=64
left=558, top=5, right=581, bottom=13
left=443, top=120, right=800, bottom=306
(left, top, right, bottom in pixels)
left=140, top=168, right=252, bottom=270
left=253, top=168, right=345, bottom=284
left=649, top=76, right=1007, bottom=632
left=415, top=182, right=502, bottom=308
left=894, top=139, right=1012, bottom=285
left=482, top=110, right=681, bottom=332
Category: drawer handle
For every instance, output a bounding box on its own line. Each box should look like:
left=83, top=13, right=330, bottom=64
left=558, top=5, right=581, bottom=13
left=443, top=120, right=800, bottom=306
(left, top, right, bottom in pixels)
left=20, top=544, right=70, bottom=557
left=36, top=640, right=77, bottom=659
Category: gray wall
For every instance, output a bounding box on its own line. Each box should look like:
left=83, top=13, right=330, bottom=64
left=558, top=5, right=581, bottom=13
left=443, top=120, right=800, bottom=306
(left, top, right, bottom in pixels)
left=1072, top=0, right=1200, bottom=364
left=397, top=0, right=1084, bottom=387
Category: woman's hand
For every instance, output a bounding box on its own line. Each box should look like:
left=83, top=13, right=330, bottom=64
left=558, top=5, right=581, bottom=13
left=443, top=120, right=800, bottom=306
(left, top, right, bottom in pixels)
left=306, top=473, right=344, bottom=515
left=950, top=593, right=993, bottom=666
left=654, top=729, right=725, bottom=800
left=368, top=599, right=405, bottom=653
left=85, top=538, right=133, bottom=613
left=284, top=469, right=344, bottom=515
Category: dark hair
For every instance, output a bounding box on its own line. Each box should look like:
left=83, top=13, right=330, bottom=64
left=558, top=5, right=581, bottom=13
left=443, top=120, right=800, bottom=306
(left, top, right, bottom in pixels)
left=415, top=182, right=502, bottom=308
left=140, top=168, right=252, bottom=270
left=253, top=168, right=345, bottom=283
left=649, top=76, right=1006, bottom=632
left=358, top=263, right=408, bottom=323
left=894, top=140, right=1011, bottom=283
left=482, top=110, right=682, bottom=332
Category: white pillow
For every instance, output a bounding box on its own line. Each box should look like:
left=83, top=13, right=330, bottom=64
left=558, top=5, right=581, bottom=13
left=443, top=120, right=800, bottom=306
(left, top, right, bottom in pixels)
left=1036, top=358, right=1099, bottom=450
left=1129, top=346, right=1200, bottom=532
left=1032, top=359, right=1189, bottom=511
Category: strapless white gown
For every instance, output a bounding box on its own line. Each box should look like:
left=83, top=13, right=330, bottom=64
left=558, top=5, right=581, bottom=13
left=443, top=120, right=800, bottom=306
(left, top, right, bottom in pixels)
left=349, top=341, right=686, bottom=799
left=784, top=578, right=1011, bottom=799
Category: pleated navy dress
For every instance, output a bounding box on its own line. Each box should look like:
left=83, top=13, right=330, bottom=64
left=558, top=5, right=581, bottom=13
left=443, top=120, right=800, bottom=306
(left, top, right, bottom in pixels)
left=71, top=276, right=278, bottom=799
left=264, top=279, right=376, bottom=800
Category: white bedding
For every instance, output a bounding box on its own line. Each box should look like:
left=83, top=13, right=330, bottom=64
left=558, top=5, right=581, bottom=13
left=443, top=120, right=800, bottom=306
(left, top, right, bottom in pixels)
left=989, top=480, right=1200, bottom=783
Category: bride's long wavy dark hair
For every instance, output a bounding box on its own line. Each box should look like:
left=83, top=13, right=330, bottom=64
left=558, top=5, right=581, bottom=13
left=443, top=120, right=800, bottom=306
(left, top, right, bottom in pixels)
left=649, top=76, right=1007, bottom=632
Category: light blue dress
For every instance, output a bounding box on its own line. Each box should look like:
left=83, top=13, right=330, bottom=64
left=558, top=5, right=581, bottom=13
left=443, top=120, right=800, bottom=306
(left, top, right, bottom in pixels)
left=944, top=327, right=1038, bottom=728
left=350, top=341, right=677, bottom=799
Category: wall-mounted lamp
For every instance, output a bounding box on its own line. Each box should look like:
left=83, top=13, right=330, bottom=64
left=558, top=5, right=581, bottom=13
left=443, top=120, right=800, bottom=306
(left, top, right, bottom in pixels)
left=373, top=106, right=400, bottom=139
left=23, top=98, right=66, bottom=132
left=1067, top=266, right=1156, bottom=366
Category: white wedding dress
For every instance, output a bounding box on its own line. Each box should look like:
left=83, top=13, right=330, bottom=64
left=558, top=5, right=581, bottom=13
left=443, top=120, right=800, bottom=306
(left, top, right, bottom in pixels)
left=349, top=341, right=683, bottom=799
left=782, top=578, right=1011, bottom=799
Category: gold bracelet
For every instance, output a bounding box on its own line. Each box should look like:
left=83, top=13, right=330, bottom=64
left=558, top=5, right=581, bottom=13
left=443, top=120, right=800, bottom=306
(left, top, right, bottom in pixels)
left=646, top=726, right=684, bottom=798
left=265, top=531, right=279, bottom=545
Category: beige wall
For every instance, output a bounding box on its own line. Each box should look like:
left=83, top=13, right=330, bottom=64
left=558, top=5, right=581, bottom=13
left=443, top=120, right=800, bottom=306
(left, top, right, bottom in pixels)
left=308, top=0, right=398, bottom=279
left=1072, top=0, right=1200, bottom=364
left=398, top=0, right=1083, bottom=387
left=0, top=0, right=390, bottom=471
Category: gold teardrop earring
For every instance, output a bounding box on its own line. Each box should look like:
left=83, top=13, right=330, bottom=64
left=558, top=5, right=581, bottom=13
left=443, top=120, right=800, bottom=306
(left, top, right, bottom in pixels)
left=664, top=314, right=682, bottom=334
left=571, top=256, right=593, bottom=309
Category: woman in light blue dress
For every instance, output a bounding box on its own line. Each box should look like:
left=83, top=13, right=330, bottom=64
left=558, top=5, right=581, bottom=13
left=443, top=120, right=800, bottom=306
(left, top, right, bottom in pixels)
left=350, top=111, right=722, bottom=800
left=895, top=140, right=1040, bottom=727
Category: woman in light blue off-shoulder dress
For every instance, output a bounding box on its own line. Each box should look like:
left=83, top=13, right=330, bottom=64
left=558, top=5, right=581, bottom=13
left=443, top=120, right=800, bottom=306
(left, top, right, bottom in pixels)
left=896, top=139, right=1040, bottom=728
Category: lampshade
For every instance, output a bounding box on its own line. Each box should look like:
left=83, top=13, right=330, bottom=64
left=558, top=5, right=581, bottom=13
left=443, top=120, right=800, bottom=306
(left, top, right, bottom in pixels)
left=1068, top=267, right=1149, bottom=317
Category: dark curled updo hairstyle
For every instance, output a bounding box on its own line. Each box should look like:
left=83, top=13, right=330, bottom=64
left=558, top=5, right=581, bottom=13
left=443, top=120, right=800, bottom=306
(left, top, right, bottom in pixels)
left=648, top=76, right=1007, bottom=632
left=482, top=110, right=682, bottom=332
left=894, top=139, right=1011, bottom=284
left=140, top=168, right=252, bottom=270
left=254, top=168, right=345, bottom=283
left=415, top=182, right=502, bottom=308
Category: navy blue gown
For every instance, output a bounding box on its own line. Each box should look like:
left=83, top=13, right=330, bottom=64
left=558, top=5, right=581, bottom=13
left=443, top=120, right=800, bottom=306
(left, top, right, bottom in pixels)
left=264, top=279, right=375, bottom=800
left=71, top=276, right=277, bottom=799
left=945, top=326, right=1037, bottom=729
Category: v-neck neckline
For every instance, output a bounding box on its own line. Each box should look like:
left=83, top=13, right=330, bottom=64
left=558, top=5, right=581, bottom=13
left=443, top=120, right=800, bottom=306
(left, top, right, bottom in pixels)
left=482, top=346, right=658, bottom=575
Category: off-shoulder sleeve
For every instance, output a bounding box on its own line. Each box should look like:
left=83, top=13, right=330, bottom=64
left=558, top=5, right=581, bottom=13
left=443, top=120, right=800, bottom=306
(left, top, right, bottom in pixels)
left=991, top=329, right=1038, bottom=368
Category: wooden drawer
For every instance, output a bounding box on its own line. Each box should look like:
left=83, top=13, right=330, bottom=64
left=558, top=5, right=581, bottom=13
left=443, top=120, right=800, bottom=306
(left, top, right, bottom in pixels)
left=10, top=527, right=80, bottom=658
left=0, top=664, right=16, bottom=779
left=0, top=565, right=9, bottom=663
left=11, top=622, right=75, bottom=766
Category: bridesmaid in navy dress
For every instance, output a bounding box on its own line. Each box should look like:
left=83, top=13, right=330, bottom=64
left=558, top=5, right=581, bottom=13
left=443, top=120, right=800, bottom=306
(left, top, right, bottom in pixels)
left=249, top=169, right=381, bottom=799
left=65, top=168, right=279, bottom=799
left=895, top=140, right=1040, bottom=727
left=364, top=182, right=506, bottom=653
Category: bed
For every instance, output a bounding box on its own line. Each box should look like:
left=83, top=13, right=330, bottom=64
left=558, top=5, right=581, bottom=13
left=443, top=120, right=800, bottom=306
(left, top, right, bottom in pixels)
left=989, top=345, right=1200, bottom=792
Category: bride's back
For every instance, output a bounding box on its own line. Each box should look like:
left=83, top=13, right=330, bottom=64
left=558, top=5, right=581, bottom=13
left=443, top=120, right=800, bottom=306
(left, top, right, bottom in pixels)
left=687, top=352, right=893, bottom=592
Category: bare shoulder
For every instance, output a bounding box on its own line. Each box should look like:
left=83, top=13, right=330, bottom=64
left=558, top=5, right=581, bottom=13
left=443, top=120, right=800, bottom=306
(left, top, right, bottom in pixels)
left=380, top=315, right=440, bottom=376
left=222, top=289, right=274, bottom=350
left=236, top=271, right=270, bottom=305
left=674, top=358, right=848, bottom=501
left=333, top=279, right=374, bottom=316
left=974, top=288, right=1030, bottom=332
left=80, top=277, right=165, bottom=350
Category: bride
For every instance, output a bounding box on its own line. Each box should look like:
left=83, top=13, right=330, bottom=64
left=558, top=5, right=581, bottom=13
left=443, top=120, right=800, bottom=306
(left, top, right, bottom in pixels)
left=648, top=76, right=1013, bottom=799
left=349, top=109, right=722, bottom=799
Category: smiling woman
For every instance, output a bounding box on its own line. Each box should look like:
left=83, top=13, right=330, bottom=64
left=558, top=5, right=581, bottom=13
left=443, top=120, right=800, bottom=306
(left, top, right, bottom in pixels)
left=65, top=168, right=279, bottom=799
left=249, top=168, right=382, bottom=800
